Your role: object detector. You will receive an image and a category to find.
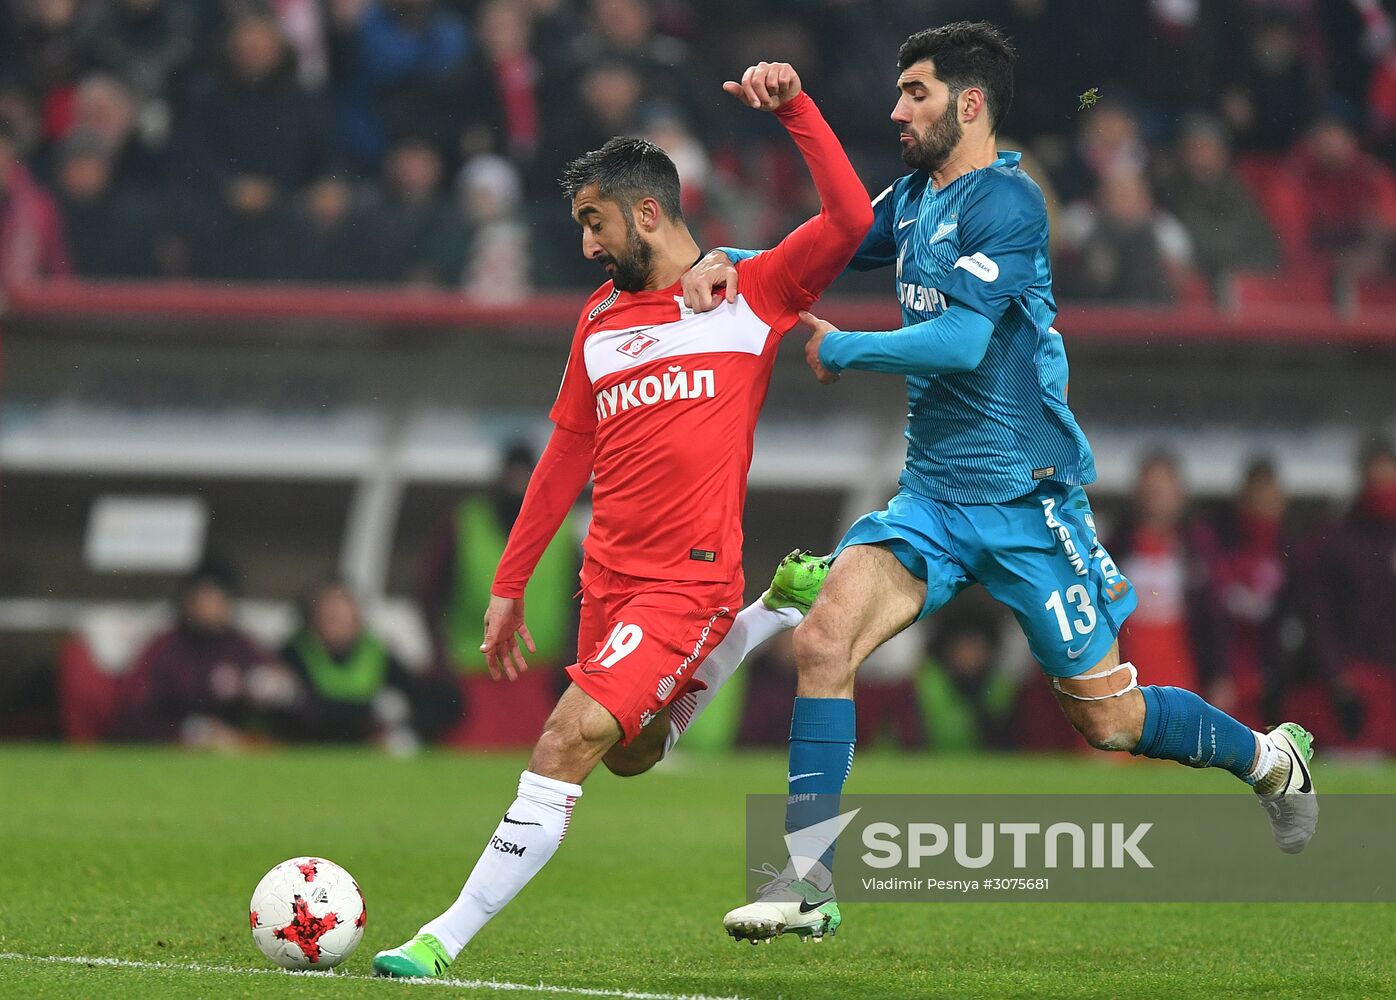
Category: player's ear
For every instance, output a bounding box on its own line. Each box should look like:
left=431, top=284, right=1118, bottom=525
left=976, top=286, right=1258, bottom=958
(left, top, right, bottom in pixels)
left=635, top=196, right=664, bottom=233
left=960, top=86, right=987, bottom=126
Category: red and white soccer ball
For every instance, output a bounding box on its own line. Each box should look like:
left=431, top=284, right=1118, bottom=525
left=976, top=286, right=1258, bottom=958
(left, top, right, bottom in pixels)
left=249, top=857, right=366, bottom=970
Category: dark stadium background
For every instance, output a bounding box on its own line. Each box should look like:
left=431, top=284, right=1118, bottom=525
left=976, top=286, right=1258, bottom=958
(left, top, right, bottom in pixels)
left=1, top=0, right=1394, bottom=757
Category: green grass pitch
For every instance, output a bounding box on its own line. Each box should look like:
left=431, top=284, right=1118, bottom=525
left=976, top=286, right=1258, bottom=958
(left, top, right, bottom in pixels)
left=1, top=745, right=1393, bottom=999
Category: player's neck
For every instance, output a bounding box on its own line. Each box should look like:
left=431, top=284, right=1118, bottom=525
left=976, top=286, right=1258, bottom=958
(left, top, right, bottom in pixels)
left=930, top=134, right=999, bottom=190
left=643, top=226, right=703, bottom=291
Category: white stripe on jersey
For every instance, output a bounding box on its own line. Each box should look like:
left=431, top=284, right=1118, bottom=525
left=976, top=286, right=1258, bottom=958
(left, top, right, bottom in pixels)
left=582, top=296, right=770, bottom=384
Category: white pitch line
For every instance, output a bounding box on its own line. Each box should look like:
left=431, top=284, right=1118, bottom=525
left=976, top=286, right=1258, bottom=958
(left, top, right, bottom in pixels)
left=0, top=952, right=745, bottom=1000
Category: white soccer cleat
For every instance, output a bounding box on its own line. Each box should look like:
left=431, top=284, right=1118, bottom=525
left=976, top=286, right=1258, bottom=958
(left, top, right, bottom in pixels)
left=723, top=864, right=841, bottom=944
left=1256, top=722, right=1318, bottom=854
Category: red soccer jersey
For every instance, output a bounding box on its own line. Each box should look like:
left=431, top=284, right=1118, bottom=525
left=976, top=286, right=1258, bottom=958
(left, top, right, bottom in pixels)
left=551, top=259, right=811, bottom=585
left=493, top=92, right=871, bottom=598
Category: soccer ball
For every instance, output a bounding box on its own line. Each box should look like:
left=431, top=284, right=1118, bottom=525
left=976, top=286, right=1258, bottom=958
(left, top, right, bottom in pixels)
left=249, top=857, right=366, bottom=970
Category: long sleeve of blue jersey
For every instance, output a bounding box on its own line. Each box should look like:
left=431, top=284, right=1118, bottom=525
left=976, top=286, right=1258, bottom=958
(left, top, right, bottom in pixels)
left=818, top=303, right=994, bottom=375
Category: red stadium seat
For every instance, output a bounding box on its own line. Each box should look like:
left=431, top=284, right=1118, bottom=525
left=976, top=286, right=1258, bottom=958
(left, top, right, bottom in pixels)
left=56, top=635, right=125, bottom=742
left=1234, top=155, right=1313, bottom=271
left=1355, top=277, right=1396, bottom=311
left=1229, top=270, right=1333, bottom=310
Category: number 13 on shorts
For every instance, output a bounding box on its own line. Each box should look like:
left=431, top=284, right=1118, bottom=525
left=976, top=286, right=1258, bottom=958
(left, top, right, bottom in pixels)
left=1045, top=585, right=1097, bottom=642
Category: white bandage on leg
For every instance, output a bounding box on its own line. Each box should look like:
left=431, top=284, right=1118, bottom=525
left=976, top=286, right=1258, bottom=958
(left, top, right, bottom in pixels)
left=1052, top=661, right=1139, bottom=701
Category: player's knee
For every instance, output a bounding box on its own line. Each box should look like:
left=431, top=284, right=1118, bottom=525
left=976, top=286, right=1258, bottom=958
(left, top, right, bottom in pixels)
left=602, top=742, right=661, bottom=778
left=792, top=615, right=854, bottom=689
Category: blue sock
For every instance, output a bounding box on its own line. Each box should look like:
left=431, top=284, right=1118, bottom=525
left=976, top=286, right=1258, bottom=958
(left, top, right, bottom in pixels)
left=1132, top=685, right=1258, bottom=779
left=785, top=697, right=856, bottom=879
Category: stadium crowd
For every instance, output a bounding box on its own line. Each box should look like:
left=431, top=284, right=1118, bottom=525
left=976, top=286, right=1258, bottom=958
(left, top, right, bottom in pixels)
left=3, top=0, right=1396, bottom=301
left=40, top=439, right=1396, bottom=757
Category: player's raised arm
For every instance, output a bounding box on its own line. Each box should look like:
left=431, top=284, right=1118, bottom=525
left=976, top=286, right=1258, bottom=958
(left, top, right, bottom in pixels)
left=724, top=63, right=874, bottom=318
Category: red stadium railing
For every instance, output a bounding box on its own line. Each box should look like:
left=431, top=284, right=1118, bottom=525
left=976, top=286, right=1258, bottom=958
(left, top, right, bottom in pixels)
left=4, top=280, right=1396, bottom=345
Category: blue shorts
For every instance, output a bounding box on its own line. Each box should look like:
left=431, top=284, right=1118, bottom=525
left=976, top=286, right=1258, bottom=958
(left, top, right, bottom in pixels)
left=832, top=482, right=1137, bottom=677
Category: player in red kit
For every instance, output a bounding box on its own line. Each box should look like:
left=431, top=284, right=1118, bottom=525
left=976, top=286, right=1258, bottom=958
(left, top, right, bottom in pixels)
left=373, top=62, right=873, bottom=978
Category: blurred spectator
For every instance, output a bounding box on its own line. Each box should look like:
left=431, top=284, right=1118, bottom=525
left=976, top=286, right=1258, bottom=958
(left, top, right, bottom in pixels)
left=917, top=617, right=1018, bottom=752
left=1283, top=114, right=1396, bottom=278
left=0, top=117, right=69, bottom=286
left=1056, top=169, right=1192, bottom=303
left=375, top=136, right=449, bottom=283
left=418, top=442, right=580, bottom=748
left=285, top=175, right=386, bottom=283
left=423, top=154, right=531, bottom=299
left=532, top=58, right=648, bottom=285
left=0, top=88, right=43, bottom=161
left=465, top=0, right=542, bottom=166
left=329, top=0, right=471, bottom=168
left=560, top=0, right=704, bottom=130
left=76, top=0, right=196, bottom=104
left=69, top=74, right=163, bottom=188
left=1221, top=10, right=1322, bottom=154
left=1053, top=103, right=1149, bottom=206
left=278, top=580, right=460, bottom=746
left=178, top=13, right=336, bottom=278
left=266, top=0, right=331, bottom=89
left=52, top=130, right=157, bottom=277
left=1109, top=451, right=1223, bottom=695
left=643, top=108, right=721, bottom=235
left=1207, top=459, right=1294, bottom=725
left=1157, top=115, right=1280, bottom=292
left=1298, top=440, right=1396, bottom=752
left=6, top=0, right=85, bottom=141
left=534, top=57, right=645, bottom=195
left=116, top=562, right=297, bottom=747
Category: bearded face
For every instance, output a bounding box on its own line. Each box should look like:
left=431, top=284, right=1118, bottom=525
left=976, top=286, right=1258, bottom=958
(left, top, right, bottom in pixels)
left=597, top=210, right=656, bottom=292
left=900, top=96, right=963, bottom=174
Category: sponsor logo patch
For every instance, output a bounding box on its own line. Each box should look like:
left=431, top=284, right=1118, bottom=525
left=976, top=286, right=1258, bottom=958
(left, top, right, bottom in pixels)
left=689, top=548, right=717, bottom=562
left=953, top=252, right=1000, bottom=282
left=617, top=331, right=659, bottom=358
left=588, top=287, right=620, bottom=321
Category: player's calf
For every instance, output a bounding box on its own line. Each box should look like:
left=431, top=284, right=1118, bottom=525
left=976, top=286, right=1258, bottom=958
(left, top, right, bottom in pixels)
left=1053, top=687, right=1145, bottom=752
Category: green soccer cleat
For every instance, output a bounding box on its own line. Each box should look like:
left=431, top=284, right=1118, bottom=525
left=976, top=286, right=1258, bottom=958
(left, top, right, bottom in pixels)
left=724, top=864, right=842, bottom=944
left=1257, top=722, right=1318, bottom=854
left=761, top=550, right=830, bottom=617
left=371, top=933, right=453, bottom=979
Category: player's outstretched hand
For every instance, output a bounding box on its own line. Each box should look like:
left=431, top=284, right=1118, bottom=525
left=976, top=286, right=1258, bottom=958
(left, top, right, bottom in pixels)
left=799, top=310, right=840, bottom=385
left=724, top=61, right=802, bottom=112
left=681, top=249, right=738, bottom=312
left=481, top=594, right=536, bottom=681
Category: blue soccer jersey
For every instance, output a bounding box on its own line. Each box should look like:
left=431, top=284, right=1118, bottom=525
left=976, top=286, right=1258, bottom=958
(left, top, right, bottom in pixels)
left=843, top=152, right=1095, bottom=505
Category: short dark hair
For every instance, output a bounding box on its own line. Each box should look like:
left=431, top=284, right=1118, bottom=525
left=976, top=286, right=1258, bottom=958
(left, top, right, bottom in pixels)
left=898, top=21, right=1016, bottom=132
left=559, top=136, right=683, bottom=221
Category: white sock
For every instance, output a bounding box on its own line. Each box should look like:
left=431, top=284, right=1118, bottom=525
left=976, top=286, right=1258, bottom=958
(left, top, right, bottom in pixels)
left=664, top=599, right=801, bottom=754
left=420, top=770, right=582, bottom=958
left=1245, top=730, right=1288, bottom=793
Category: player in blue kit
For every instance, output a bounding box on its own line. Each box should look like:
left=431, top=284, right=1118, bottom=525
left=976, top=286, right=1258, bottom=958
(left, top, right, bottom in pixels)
left=683, top=22, right=1318, bottom=944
